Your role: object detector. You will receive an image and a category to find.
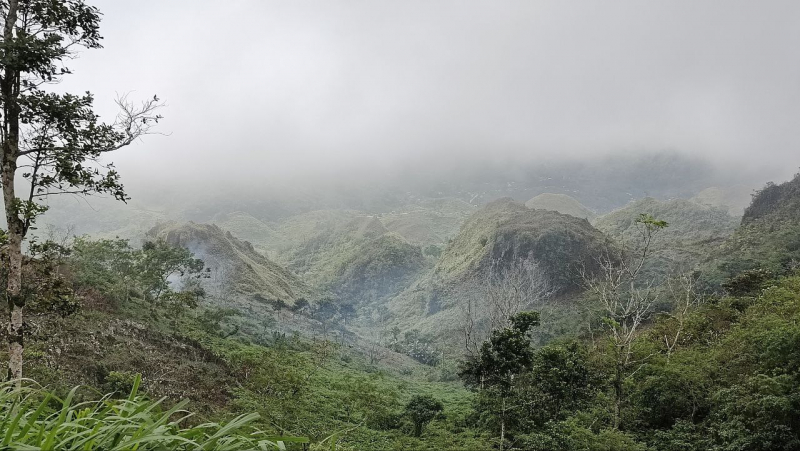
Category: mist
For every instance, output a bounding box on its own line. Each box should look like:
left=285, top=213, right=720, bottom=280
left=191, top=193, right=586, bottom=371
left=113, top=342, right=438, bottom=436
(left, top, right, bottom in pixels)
left=50, top=0, right=800, bottom=196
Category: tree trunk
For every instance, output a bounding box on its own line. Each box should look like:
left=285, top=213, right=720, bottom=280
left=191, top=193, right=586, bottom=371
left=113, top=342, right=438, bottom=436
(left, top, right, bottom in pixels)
left=499, top=396, right=506, bottom=451
left=2, top=0, right=23, bottom=382
left=613, top=359, right=623, bottom=429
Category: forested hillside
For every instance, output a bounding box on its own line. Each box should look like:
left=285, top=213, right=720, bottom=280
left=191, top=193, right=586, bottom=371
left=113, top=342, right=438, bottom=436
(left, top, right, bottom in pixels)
left=2, top=0, right=799, bottom=449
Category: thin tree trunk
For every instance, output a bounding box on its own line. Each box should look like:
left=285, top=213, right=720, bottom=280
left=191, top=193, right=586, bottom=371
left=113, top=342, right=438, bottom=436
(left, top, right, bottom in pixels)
left=613, top=359, right=623, bottom=429
left=2, top=0, right=23, bottom=383
left=499, top=396, right=506, bottom=451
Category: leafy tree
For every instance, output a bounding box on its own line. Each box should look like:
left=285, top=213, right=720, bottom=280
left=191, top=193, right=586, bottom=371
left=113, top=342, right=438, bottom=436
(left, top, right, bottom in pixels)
left=71, top=237, right=137, bottom=303
left=0, top=0, right=163, bottom=379
left=404, top=394, right=443, bottom=437
left=460, top=311, right=540, bottom=450
left=136, top=240, right=204, bottom=304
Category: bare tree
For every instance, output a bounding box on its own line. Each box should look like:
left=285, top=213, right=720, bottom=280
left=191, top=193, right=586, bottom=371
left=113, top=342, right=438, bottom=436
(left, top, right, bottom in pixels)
left=662, top=271, right=705, bottom=361
left=581, top=213, right=667, bottom=429
left=459, top=255, right=553, bottom=358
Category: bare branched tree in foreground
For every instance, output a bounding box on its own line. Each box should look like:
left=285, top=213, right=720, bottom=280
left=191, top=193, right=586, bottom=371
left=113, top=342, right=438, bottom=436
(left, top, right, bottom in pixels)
left=581, top=213, right=667, bottom=429
left=460, top=255, right=553, bottom=358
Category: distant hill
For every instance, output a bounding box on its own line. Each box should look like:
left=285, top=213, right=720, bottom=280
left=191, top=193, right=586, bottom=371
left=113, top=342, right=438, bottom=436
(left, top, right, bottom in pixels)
left=329, top=233, right=427, bottom=305
left=208, top=211, right=283, bottom=258
left=690, top=185, right=754, bottom=217
left=148, top=222, right=311, bottom=307
left=594, top=197, right=738, bottom=275
left=525, top=193, right=596, bottom=220
left=253, top=210, right=428, bottom=305
left=380, top=198, right=476, bottom=247
left=709, top=173, right=800, bottom=280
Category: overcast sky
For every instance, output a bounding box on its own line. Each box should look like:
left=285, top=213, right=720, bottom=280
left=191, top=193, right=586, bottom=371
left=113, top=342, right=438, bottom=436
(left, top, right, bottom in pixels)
left=58, top=0, right=800, bottom=188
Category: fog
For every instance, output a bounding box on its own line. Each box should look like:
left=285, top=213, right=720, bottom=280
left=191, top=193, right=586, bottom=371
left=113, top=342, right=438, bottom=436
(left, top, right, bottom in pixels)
left=56, top=0, right=800, bottom=193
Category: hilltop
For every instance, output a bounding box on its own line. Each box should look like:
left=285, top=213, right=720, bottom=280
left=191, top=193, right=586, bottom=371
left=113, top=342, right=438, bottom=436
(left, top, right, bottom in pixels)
left=434, top=198, right=607, bottom=289
left=593, top=197, right=738, bottom=276
left=329, top=233, right=428, bottom=305
left=208, top=211, right=283, bottom=258
left=147, top=222, right=311, bottom=307
left=525, top=193, right=596, bottom=220
left=386, top=198, right=610, bottom=344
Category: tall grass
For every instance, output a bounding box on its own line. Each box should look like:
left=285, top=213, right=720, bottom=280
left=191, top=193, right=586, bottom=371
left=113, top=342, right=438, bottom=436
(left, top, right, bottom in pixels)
left=0, top=374, right=308, bottom=450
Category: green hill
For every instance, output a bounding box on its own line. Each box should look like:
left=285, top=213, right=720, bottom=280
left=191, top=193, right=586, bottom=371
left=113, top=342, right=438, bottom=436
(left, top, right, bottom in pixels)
left=525, top=193, right=596, bottom=220
left=690, top=185, right=754, bottom=217
left=434, top=198, right=607, bottom=290
left=380, top=198, right=475, bottom=248
left=709, top=173, right=800, bottom=280
left=329, top=233, right=427, bottom=305
left=257, top=211, right=428, bottom=305
left=386, top=198, right=610, bottom=344
left=148, top=222, right=311, bottom=307
left=208, top=211, right=283, bottom=258
left=594, top=197, right=738, bottom=275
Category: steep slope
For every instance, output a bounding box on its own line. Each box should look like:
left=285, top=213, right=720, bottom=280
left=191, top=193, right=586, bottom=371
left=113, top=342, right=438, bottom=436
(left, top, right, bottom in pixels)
left=148, top=222, right=311, bottom=307
left=434, top=198, right=608, bottom=290
left=709, top=173, right=800, bottom=280
left=525, top=193, right=596, bottom=220
left=329, top=233, right=427, bottom=305
left=258, top=211, right=429, bottom=305
left=386, top=198, right=610, bottom=344
left=594, top=197, right=737, bottom=275
left=690, top=185, right=753, bottom=217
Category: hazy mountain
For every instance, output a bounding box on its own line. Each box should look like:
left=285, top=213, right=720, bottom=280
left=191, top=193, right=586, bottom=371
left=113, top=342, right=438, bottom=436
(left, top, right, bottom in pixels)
left=148, top=222, right=312, bottom=307
left=525, top=193, right=596, bottom=220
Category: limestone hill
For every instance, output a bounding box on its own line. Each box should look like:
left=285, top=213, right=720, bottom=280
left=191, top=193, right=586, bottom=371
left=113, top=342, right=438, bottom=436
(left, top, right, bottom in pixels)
left=434, top=198, right=608, bottom=290
left=257, top=211, right=427, bottom=305
left=328, top=233, right=427, bottom=305
left=525, top=193, right=596, bottom=220
left=386, top=198, right=610, bottom=344
left=594, top=197, right=738, bottom=275
left=147, top=222, right=311, bottom=307
left=208, top=211, right=283, bottom=258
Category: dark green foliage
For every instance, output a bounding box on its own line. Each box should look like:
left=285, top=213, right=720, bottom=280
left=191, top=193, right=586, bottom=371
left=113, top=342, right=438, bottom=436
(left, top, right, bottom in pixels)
left=460, top=311, right=540, bottom=390
left=722, top=268, right=773, bottom=296
left=404, top=395, right=444, bottom=437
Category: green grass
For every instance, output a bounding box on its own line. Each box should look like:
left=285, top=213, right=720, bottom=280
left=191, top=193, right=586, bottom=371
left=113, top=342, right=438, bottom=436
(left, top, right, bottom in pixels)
left=0, top=374, right=306, bottom=450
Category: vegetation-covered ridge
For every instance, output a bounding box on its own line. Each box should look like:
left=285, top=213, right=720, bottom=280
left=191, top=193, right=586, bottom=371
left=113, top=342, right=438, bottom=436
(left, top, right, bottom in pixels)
left=525, top=193, right=597, bottom=221
left=148, top=221, right=312, bottom=306
left=434, top=197, right=608, bottom=290
left=594, top=196, right=738, bottom=277
left=709, top=172, right=800, bottom=282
